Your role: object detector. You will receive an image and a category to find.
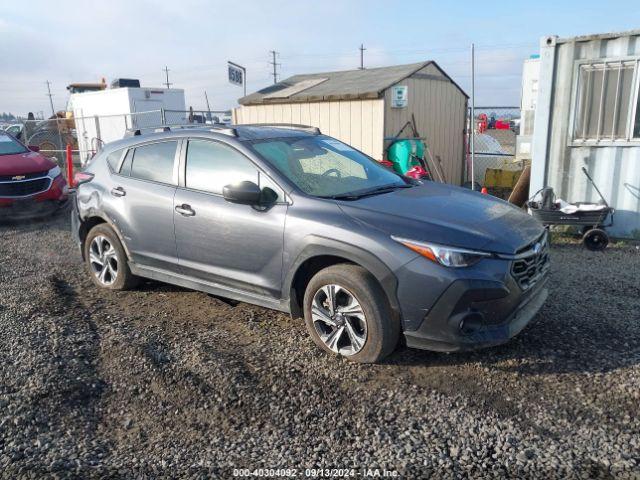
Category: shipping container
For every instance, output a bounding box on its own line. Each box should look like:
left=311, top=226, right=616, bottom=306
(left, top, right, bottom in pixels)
left=530, top=30, right=640, bottom=238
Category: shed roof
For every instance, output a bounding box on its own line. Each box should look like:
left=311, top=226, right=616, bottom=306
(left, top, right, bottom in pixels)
left=239, top=61, right=467, bottom=105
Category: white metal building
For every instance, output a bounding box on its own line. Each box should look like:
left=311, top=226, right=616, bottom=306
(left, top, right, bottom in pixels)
left=234, top=62, right=468, bottom=184
left=71, top=86, right=186, bottom=163
left=530, top=29, right=640, bottom=238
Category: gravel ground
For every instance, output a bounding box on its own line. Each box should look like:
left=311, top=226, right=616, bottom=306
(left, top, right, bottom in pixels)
left=0, top=214, right=639, bottom=479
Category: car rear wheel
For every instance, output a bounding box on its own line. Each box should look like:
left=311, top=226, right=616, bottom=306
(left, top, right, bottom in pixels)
left=84, top=224, right=139, bottom=290
left=303, top=264, right=399, bottom=363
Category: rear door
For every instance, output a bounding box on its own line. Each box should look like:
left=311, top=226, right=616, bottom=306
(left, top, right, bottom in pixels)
left=173, top=138, right=287, bottom=299
left=108, top=139, right=180, bottom=271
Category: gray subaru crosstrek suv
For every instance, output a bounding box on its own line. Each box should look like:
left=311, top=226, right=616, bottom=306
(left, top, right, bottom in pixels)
left=71, top=124, right=549, bottom=363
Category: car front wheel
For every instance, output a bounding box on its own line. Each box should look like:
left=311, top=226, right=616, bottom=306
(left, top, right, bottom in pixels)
left=303, top=264, right=399, bottom=363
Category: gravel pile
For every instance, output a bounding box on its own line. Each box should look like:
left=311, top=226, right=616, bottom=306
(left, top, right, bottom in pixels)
left=0, top=215, right=639, bottom=478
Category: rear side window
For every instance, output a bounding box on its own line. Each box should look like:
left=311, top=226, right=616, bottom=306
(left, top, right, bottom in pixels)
left=130, top=141, right=178, bottom=184
left=185, top=140, right=257, bottom=194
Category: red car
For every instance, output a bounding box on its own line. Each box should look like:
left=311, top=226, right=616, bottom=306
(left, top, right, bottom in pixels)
left=0, top=132, right=68, bottom=220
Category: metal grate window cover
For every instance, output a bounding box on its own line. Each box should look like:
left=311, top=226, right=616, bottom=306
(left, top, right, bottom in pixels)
left=574, top=60, right=639, bottom=141
left=511, top=236, right=550, bottom=291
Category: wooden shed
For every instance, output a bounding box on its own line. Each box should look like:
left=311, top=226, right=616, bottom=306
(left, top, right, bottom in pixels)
left=233, top=61, right=468, bottom=184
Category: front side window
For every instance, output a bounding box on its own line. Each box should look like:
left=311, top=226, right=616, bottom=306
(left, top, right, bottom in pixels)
left=185, top=140, right=258, bottom=195
left=0, top=133, right=28, bottom=155
left=130, top=141, right=178, bottom=184
left=249, top=136, right=405, bottom=198
left=574, top=60, right=639, bottom=140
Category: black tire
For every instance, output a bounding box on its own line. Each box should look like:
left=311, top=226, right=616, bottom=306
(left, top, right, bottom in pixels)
left=581, top=225, right=594, bottom=236
left=303, top=264, right=399, bottom=363
left=582, top=228, right=609, bottom=251
left=84, top=224, right=139, bottom=290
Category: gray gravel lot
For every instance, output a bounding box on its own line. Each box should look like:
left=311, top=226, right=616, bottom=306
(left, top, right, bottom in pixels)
left=0, top=214, right=639, bottom=479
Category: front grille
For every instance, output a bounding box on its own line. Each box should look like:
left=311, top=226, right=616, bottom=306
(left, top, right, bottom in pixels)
left=511, top=235, right=550, bottom=290
left=0, top=171, right=48, bottom=181
left=0, top=177, right=51, bottom=197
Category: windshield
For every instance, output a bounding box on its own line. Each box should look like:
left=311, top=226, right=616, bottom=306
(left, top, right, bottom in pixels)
left=249, top=135, right=406, bottom=198
left=0, top=133, right=28, bottom=155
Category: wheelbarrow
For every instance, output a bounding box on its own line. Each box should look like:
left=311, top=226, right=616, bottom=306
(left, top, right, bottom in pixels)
left=527, top=167, right=614, bottom=251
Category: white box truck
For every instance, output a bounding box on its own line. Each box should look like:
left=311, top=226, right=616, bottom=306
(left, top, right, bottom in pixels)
left=70, top=85, right=186, bottom=163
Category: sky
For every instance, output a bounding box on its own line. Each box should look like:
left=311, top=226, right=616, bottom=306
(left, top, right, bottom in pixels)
left=1, top=0, right=639, bottom=117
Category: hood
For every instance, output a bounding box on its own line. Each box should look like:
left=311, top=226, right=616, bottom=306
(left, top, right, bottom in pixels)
left=0, top=151, right=56, bottom=176
left=338, top=182, right=544, bottom=255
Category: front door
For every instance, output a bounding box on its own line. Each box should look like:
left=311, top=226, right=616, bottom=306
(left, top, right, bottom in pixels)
left=173, top=139, right=287, bottom=299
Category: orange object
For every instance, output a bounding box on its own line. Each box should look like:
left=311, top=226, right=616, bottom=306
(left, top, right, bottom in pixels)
left=481, top=187, right=488, bottom=195
left=399, top=241, right=437, bottom=263
left=66, top=144, right=74, bottom=187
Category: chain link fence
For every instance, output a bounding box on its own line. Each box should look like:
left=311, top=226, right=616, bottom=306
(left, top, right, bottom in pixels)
left=466, top=107, right=524, bottom=199
left=4, top=109, right=231, bottom=178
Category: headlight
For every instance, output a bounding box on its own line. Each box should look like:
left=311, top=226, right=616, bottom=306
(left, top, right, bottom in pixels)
left=47, top=165, right=61, bottom=178
left=392, top=236, right=492, bottom=268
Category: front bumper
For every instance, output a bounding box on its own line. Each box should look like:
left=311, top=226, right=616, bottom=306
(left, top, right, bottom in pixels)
left=403, top=274, right=548, bottom=352
left=0, top=175, right=68, bottom=221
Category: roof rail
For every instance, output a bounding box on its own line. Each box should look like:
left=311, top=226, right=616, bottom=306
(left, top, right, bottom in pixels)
left=123, top=123, right=237, bottom=138
left=237, top=123, right=321, bottom=135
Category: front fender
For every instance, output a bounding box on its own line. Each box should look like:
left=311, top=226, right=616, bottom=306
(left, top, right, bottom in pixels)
left=283, top=235, right=400, bottom=320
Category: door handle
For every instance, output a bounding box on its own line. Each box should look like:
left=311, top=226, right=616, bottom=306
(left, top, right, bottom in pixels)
left=111, top=186, right=126, bottom=197
left=175, top=204, right=195, bottom=217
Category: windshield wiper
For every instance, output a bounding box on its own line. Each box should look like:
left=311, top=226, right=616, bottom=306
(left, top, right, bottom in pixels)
left=325, top=183, right=412, bottom=200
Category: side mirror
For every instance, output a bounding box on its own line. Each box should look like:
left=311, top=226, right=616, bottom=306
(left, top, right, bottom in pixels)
left=28, top=145, right=40, bottom=152
left=223, top=181, right=262, bottom=205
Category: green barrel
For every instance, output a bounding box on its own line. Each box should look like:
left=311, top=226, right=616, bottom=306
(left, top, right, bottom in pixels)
left=387, top=139, right=425, bottom=175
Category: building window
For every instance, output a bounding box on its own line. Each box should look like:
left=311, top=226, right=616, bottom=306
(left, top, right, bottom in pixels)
left=574, top=60, right=640, bottom=141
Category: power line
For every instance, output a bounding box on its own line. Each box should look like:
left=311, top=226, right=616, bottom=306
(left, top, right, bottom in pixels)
left=163, top=66, right=172, bottom=89
left=269, top=51, right=281, bottom=84
left=359, top=44, right=366, bottom=69
left=45, top=80, right=55, bottom=116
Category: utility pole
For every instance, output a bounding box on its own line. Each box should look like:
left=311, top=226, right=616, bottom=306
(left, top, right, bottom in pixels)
left=45, top=80, right=55, bottom=116
left=163, top=66, right=172, bottom=89
left=359, top=44, right=366, bottom=70
left=470, top=43, right=476, bottom=191
left=269, top=51, right=280, bottom=84
left=204, top=90, right=212, bottom=122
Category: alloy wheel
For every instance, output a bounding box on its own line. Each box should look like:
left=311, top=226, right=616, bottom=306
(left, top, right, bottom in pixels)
left=311, top=284, right=367, bottom=356
left=89, top=235, right=118, bottom=286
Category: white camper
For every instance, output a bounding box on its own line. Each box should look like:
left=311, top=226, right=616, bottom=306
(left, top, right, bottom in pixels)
left=70, top=85, right=186, bottom=163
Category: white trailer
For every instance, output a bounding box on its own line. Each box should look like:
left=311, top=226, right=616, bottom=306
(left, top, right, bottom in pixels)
left=70, top=87, right=186, bottom=163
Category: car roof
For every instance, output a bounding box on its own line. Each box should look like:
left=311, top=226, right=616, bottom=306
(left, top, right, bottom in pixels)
left=101, top=124, right=315, bottom=154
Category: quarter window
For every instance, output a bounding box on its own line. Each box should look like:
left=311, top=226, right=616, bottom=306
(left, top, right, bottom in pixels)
left=105, top=149, right=125, bottom=172
left=130, top=141, right=178, bottom=184
left=574, top=60, right=639, bottom=140
left=185, top=140, right=258, bottom=195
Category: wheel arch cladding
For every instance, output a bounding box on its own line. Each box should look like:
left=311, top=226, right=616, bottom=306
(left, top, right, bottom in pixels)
left=285, top=240, right=400, bottom=321
left=79, top=215, right=132, bottom=262
left=79, top=216, right=107, bottom=258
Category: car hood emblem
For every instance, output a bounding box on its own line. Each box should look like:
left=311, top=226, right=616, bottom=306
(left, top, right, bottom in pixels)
left=12, top=175, right=26, bottom=181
